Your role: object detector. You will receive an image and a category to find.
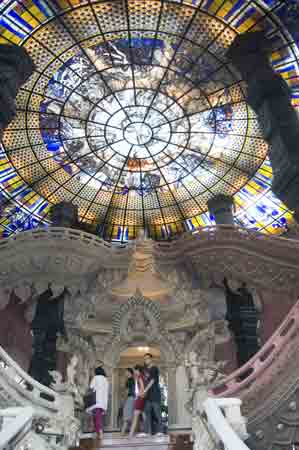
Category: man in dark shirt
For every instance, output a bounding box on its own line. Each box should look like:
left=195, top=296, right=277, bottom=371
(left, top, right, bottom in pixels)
left=143, top=353, right=162, bottom=435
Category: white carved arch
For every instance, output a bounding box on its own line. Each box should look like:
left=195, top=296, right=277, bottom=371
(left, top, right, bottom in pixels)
left=103, top=292, right=178, bottom=368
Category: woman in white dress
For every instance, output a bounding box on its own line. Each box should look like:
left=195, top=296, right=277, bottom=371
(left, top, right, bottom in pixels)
left=87, top=366, right=109, bottom=446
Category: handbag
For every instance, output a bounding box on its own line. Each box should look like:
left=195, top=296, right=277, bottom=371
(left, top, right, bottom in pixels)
left=84, top=388, right=96, bottom=409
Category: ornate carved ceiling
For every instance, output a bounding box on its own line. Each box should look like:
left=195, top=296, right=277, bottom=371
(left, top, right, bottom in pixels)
left=0, top=1, right=298, bottom=240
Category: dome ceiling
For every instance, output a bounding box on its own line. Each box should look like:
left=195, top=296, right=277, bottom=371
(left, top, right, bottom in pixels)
left=0, top=0, right=298, bottom=241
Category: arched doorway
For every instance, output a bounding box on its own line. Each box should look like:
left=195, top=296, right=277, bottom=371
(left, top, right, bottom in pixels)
left=112, top=346, right=168, bottom=432
left=101, top=293, right=179, bottom=429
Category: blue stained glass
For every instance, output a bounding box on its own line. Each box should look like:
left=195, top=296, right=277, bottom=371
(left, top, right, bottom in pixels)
left=32, top=0, right=52, bottom=18
left=224, top=0, right=246, bottom=21
left=7, top=11, right=33, bottom=31
left=117, top=226, right=122, bottom=240
left=234, top=7, right=257, bottom=28
left=47, top=142, right=61, bottom=151
left=0, top=17, right=25, bottom=38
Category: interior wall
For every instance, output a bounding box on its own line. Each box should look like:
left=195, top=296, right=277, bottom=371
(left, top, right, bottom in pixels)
left=259, top=289, right=296, bottom=342
left=0, top=292, right=32, bottom=371
left=215, top=338, right=238, bottom=374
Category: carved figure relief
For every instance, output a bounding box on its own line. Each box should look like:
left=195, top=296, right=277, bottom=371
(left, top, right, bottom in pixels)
left=124, top=306, right=154, bottom=342
left=102, top=292, right=178, bottom=368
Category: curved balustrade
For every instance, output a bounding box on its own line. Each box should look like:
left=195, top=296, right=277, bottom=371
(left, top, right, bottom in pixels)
left=0, top=345, right=59, bottom=415
left=0, top=224, right=297, bottom=251
left=210, top=298, right=299, bottom=398
left=156, top=224, right=299, bottom=251
left=0, top=227, right=128, bottom=252
left=0, top=407, right=33, bottom=450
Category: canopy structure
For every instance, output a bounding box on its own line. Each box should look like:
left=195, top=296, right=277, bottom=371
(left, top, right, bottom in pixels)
left=0, top=0, right=298, bottom=241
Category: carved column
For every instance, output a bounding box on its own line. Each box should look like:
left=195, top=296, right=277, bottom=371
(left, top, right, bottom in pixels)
left=167, top=366, right=178, bottom=427
left=0, top=44, right=34, bottom=139
left=110, top=369, right=120, bottom=430
left=227, top=32, right=299, bottom=212
left=175, top=364, right=191, bottom=427
left=207, top=194, right=235, bottom=225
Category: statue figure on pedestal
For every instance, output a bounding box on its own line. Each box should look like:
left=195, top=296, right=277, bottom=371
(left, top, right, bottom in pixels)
left=49, top=360, right=80, bottom=449
left=185, top=350, right=226, bottom=450
left=28, top=284, right=68, bottom=386
left=223, top=278, right=260, bottom=368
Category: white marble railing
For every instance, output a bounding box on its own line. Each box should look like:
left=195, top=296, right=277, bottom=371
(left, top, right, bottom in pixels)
left=0, top=344, right=80, bottom=450
left=0, top=345, right=59, bottom=416
left=0, top=226, right=128, bottom=251
left=0, top=406, right=33, bottom=450
left=203, top=397, right=250, bottom=450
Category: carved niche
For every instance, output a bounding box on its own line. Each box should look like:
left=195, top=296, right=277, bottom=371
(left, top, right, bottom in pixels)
left=102, top=291, right=179, bottom=368
left=112, top=291, right=161, bottom=343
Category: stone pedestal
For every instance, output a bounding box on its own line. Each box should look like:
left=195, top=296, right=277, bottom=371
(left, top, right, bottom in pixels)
left=0, top=44, right=34, bottom=138
left=227, top=32, right=299, bottom=210
left=207, top=195, right=234, bottom=225
left=50, top=201, right=78, bottom=227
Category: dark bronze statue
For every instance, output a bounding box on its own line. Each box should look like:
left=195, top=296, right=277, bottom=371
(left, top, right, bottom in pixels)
left=223, top=278, right=260, bottom=369
left=28, top=284, right=68, bottom=386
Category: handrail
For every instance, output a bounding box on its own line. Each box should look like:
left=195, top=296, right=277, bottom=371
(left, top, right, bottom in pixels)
left=203, top=397, right=250, bottom=450
left=0, top=345, right=59, bottom=413
left=0, top=407, right=33, bottom=450
left=210, top=298, right=299, bottom=398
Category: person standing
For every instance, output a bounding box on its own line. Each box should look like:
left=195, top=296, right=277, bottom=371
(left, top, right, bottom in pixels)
left=129, top=365, right=145, bottom=437
left=87, top=366, right=109, bottom=448
left=143, top=353, right=162, bottom=435
left=121, top=368, right=135, bottom=435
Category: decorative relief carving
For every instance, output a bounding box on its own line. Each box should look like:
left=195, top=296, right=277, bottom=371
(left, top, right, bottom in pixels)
left=103, top=292, right=178, bottom=368
left=112, top=291, right=161, bottom=337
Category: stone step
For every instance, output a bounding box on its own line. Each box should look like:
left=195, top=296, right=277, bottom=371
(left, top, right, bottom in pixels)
left=75, top=434, right=170, bottom=450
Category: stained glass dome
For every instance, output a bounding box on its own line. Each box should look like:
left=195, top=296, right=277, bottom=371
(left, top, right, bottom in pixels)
left=0, top=0, right=298, bottom=241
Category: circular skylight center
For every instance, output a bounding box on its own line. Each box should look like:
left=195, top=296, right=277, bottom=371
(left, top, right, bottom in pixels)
left=124, top=122, right=153, bottom=145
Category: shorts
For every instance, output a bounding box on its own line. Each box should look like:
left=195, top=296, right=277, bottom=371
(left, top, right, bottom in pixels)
left=134, top=396, right=145, bottom=411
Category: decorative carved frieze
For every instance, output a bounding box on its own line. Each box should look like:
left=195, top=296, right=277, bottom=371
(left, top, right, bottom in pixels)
left=0, top=227, right=299, bottom=303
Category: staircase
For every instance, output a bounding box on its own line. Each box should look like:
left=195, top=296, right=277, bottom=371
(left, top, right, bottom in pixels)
left=77, top=434, right=171, bottom=450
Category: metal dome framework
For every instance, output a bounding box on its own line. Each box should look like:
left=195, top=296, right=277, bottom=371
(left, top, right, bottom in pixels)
left=0, top=0, right=298, bottom=241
